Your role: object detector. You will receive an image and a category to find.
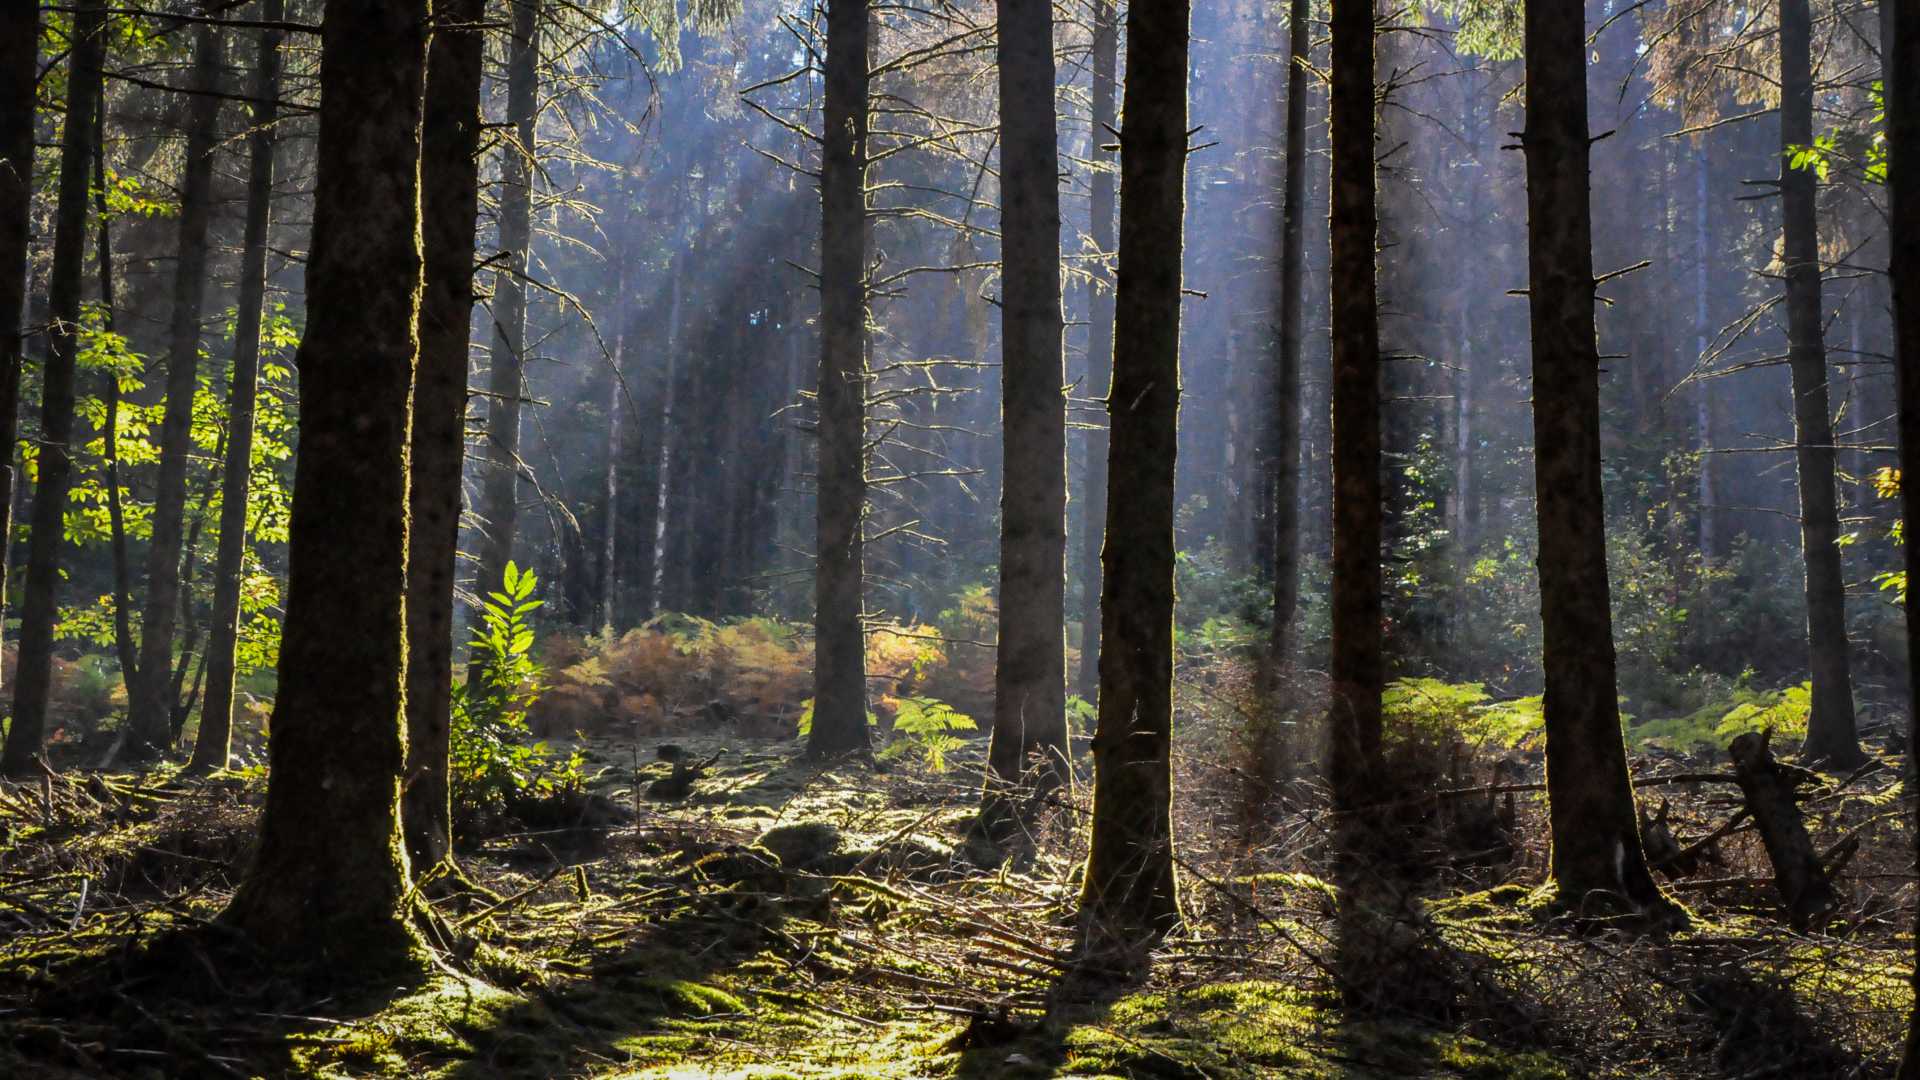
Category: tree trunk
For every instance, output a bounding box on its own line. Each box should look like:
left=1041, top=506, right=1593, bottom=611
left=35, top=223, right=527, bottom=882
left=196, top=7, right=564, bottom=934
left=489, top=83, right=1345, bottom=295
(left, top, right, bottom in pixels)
left=1326, top=0, right=1383, bottom=812
left=193, top=0, right=286, bottom=774
left=126, top=20, right=224, bottom=757
left=1522, top=0, right=1677, bottom=920
left=1266, top=0, right=1309, bottom=670
left=398, top=0, right=485, bottom=867
left=1780, top=0, right=1862, bottom=767
left=0, top=0, right=35, bottom=705
left=984, top=0, right=1068, bottom=821
left=1078, top=0, right=1187, bottom=962
left=808, top=0, right=872, bottom=758
left=219, top=0, right=430, bottom=974
left=1728, top=731, right=1836, bottom=929
left=1884, top=0, right=1919, bottom=1071
left=93, top=112, right=140, bottom=698
left=1074, top=0, right=1117, bottom=705
left=472, top=0, right=541, bottom=675
left=600, top=247, right=628, bottom=634
left=1694, top=145, right=1716, bottom=560
left=2, top=0, right=105, bottom=778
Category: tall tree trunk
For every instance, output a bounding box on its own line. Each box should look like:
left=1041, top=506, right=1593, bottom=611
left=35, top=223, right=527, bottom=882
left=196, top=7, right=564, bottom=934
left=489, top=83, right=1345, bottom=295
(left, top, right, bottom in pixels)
left=644, top=263, right=683, bottom=619
left=472, top=0, right=541, bottom=673
left=1326, top=0, right=1383, bottom=813
left=1266, top=0, right=1309, bottom=670
left=93, top=105, right=140, bottom=698
left=219, top=0, right=430, bottom=974
left=984, top=0, right=1067, bottom=821
left=808, top=0, right=872, bottom=758
left=1523, top=0, right=1677, bottom=919
left=127, top=19, right=225, bottom=757
left=193, top=0, right=286, bottom=774
left=600, top=248, right=628, bottom=634
left=2, top=0, right=105, bottom=778
left=1884, top=0, right=1920, bottom=1070
left=1780, top=0, right=1862, bottom=767
left=1078, top=0, right=1188, bottom=962
left=399, top=0, right=486, bottom=870
left=0, top=0, right=35, bottom=704
left=1694, top=145, right=1716, bottom=560
left=1074, top=0, right=1117, bottom=705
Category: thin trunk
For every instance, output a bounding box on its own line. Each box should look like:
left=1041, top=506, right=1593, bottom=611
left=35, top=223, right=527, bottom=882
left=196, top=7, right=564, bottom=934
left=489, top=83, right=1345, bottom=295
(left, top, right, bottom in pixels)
left=400, top=0, right=486, bottom=870
left=807, top=0, right=872, bottom=758
left=1523, top=0, right=1677, bottom=919
left=646, top=265, right=683, bottom=618
left=472, top=0, right=541, bottom=674
left=193, top=0, right=285, bottom=773
left=167, top=454, right=219, bottom=738
left=1074, top=0, right=1117, bottom=705
left=219, top=0, right=430, bottom=974
left=2, top=0, right=104, bottom=778
left=1780, top=0, right=1862, bottom=766
left=1326, top=0, right=1383, bottom=812
left=1267, top=0, right=1309, bottom=669
left=127, top=20, right=224, bottom=757
left=93, top=117, right=139, bottom=692
left=984, top=0, right=1068, bottom=820
left=1695, top=145, right=1716, bottom=559
left=1078, top=0, right=1188, bottom=961
left=600, top=256, right=628, bottom=634
left=1885, top=0, right=1920, bottom=1068
left=0, top=0, right=36, bottom=703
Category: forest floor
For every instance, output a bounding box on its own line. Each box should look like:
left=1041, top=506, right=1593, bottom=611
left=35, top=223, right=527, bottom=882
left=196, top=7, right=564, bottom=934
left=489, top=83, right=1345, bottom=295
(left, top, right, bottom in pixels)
left=0, top=702, right=1915, bottom=1078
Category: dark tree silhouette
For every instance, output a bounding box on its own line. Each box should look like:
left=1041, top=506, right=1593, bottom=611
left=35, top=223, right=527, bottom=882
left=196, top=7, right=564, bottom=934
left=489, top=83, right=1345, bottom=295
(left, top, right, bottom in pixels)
left=1266, top=0, right=1309, bottom=670
left=0, top=0, right=34, bottom=706
left=1074, top=0, right=1118, bottom=706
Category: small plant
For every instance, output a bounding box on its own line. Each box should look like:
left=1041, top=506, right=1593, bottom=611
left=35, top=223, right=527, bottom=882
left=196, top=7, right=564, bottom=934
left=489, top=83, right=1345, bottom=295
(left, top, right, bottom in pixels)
left=451, top=562, right=581, bottom=811
left=877, top=696, right=976, bottom=772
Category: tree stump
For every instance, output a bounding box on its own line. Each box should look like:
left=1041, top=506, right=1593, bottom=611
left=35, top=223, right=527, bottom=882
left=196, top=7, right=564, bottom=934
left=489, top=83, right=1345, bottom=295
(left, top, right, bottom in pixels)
left=1727, top=731, right=1835, bottom=929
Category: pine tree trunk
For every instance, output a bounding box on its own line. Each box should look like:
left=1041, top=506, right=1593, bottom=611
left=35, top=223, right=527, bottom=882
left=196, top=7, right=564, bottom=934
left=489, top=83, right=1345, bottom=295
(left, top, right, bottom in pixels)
left=600, top=245, right=628, bottom=633
left=984, top=0, right=1067, bottom=817
left=1074, top=0, right=1117, bottom=705
left=1522, top=0, right=1677, bottom=920
left=2, top=0, right=105, bottom=778
left=127, top=20, right=224, bottom=757
left=219, top=0, right=430, bottom=973
left=1078, top=0, right=1187, bottom=961
left=93, top=120, right=140, bottom=700
left=193, top=0, right=286, bottom=774
left=808, top=0, right=872, bottom=758
left=1883, top=0, right=1919, bottom=1071
left=473, top=0, right=541, bottom=671
left=1694, top=146, right=1717, bottom=560
left=0, top=0, right=35, bottom=705
left=1326, top=0, right=1383, bottom=812
left=401, top=0, right=485, bottom=868
left=1267, top=0, right=1309, bottom=669
left=1780, top=0, right=1862, bottom=767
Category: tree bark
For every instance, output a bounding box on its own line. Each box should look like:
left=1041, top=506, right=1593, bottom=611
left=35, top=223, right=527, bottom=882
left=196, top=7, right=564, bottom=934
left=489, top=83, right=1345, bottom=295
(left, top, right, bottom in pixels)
left=1780, top=0, right=1862, bottom=767
left=984, top=0, right=1068, bottom=821
left=399, top=0, right=485, bottom=867
left=0, top=0, right=35, bottom=705
left=126, top=19, right=225, bottom=757
left=1727, top=731, right=1836, bottom=929
left=472, top=0, right=541, bottom=676
left=808, top=0, right=872, bottom=758
left=218, top=0, right=430, bottom=974
left=1078, top=0, right=1187, bottom=962
left=1884, top=0, right=1919, bottom=1071
left=1266, top=0, right=1309, bottom=670
left=2, top=0, right=105, bottom=778
left=1523, top=0, right=1677, bottom=919
left=1326, top=0, right=1383, bottom=813
left=1073, top=0, right=1117, bottom=706
left=93, top=107, right=140, bottom=700
left=193, top=0, right=286, bottom=774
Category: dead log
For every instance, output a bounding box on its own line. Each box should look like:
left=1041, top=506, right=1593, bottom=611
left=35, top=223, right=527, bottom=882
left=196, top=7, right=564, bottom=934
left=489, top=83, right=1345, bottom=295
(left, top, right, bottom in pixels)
left=1727, top=730, right=1835, bottom=929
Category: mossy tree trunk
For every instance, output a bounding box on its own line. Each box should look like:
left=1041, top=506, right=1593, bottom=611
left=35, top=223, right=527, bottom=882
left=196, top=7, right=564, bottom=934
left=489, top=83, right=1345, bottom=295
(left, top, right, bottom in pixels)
left=219, top=0, right=430, bottom=973
left=0, top=0, right=35, bottom=707
left=472, top=0, right=542, bottom=678
left=403, top=0, right=487, bottom=868
left=985, top=0, right=1068, bottom=820
left=1780, top=0, right=1862, bottom=768
left=1884, top=0, right=1919, bottom=1072
left=127, top=20, right=225, bottom=757
left=1522, top=0, right=1677, bottom=920
left=2, top=0, right=104, bottom=778
left=193, top=0, right=286, bottom=774
left=808, top=0, right=872, bottom=759
left=1074, top=0, right=1117, bottom=706
left=1266, top=0, right=1309, bottom=671
left=1078, top=0, right=1188, bottom=961
left=1326, top=0, right=1383, bottom=813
